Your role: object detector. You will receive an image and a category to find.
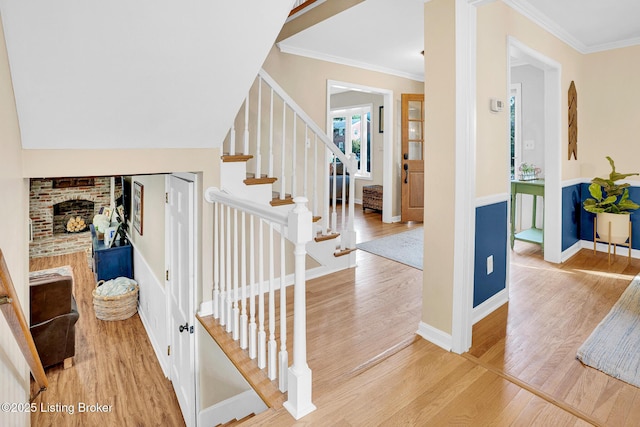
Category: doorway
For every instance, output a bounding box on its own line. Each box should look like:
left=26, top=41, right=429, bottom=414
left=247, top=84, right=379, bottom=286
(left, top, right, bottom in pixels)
left=327, top=80, right=394, bottom=223
left=166, top=173, right=198, bottom=426
left=507, top=37, right=562, bottom=265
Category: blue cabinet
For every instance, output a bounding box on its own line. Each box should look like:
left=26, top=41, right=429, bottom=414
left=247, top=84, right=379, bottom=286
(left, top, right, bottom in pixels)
left=90, top=225, right=133, bottom=282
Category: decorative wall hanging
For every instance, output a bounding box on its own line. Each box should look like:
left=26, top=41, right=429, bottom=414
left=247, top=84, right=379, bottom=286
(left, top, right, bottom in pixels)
left=568, top=81, right=578, bottom=160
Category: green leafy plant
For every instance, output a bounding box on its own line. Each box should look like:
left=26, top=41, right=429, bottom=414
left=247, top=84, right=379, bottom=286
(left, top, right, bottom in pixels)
left=583, top=156, right=640, bottom=214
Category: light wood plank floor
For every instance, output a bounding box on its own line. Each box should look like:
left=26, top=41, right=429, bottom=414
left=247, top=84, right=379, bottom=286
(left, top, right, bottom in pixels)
left=29, top=252, right=185, bottom=427
left=28, top=208, right=640, bottom=426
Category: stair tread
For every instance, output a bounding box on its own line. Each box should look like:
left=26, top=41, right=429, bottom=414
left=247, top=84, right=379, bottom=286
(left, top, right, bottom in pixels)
left=197, top=315, right=286, bottom=410
left=334, top=247, right=357, bottom=257
left=270, top=193, right=294, bottom=206
left=244, top=176, right=277, bottom=185
left=312, top=216, right=322, bottom=223
left=315, top=232, right=340, bottom=242
left=222, top=154, right=253, bottom=162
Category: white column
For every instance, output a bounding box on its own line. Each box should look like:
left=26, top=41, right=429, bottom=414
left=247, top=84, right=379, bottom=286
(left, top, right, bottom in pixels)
left=283, top=197, right=316, bottom=419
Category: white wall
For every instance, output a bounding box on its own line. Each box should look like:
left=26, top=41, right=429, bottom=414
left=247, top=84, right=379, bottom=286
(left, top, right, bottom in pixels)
left=0, top=16, right=29, bottom=426
left=0, top=0, right=294, bottom=150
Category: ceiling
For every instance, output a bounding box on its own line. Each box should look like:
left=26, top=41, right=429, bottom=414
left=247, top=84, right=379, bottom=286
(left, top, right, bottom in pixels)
left=278, top=0, right=640, bottom=82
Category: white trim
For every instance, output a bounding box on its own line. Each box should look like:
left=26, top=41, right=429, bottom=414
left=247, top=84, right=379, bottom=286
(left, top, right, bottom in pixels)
left=561, top=241, right=582, bottom=263
left=562, top=177, right=587, bottom=187
left=390, top=215, right=401, bottom=223
left=503, top=0, right=587, bottom=54
left=327, top=79, right=395, bottom=223
left=279, top=44, right=425, bottom=82
left=472, top=288, right=508, bottom=324
left=475, top=193, right=509, bottom=208
left=198, top=300, right=214, bottom=317
left=416, top=322, right=452, bottom=352
left=450, top=0, right=477, bottom=355
left=507, top=37, right=562, bottom=265
left=580, top=240, right=640, bottom=260
left=502, top=0, right=640, bottom=54
left=131, top=241, right=169, bottom=378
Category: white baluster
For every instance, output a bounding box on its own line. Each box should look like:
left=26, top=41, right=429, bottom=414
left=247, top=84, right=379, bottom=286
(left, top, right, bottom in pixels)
left=313, top=133, right=318, bottom=221
left=268, top=88, right=274, bottom=178
left=243, top=93, right=250, bottom=156
left=284, top=197, right=315, bottom=419
left=280, top=101, right=286, bottom=200
left=213, top=202, right=219, bottom=319
left=256, top=76, right=262, bottom=179
left=324, top=146, right=331, bottom=236
left=331, top=155, right=337, bottom=233
left=346, top=154, right=358, bottom=249
left=303, top=125, right=308, bottom=199
left=233, top=208, right=240, bottom=340
left=249, top=215, right=257, bottom=359
left=292, top=112, right=297, bottom=198
left=240, top=211, right=248, bottom=349
left=226, top=205, right=232, bottom=332
left=279, top=223, right=288, bottom=392
left=268, top=224, right=277, bottom=380
left=258, top=219, right=266, bottom=369
left=341, top=164, right=347, bottom=231
left=219, top=204, right=226, bottom=326
left=230, top=123, right=236, bottom=156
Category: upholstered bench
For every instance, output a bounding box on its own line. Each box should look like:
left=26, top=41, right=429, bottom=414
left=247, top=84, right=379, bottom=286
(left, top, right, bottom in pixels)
left=362, top=185, right=383, bottom=212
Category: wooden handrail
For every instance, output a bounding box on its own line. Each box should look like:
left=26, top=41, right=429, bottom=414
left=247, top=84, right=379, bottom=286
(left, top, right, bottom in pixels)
left=0, top=249, right=48, bottom=393
left=289, top=0, right=319, bottom=17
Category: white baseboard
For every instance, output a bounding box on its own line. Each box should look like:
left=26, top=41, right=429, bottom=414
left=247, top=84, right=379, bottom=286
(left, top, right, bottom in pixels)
left=198, top=389, right=267, bottom=427
left=199, top=300, right=214, bottom=317
left=580, top=239, right=640, bottom=259
left=416, top=321, right=452, bottom=352
left=390, top=215, right=401, bottom=223
left=472, top=288, right=508, bottom=324
left=561, top=241, right=582, bottom=262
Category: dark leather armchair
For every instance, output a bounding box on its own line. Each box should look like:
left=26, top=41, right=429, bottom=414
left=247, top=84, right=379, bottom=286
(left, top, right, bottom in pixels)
left=29, top=274, right=79, bottom=369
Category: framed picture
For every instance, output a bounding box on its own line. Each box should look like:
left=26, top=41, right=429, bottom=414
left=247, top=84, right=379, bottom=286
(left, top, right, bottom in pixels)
left=378, top=105, right=384, bottom=133
left=133, top=181, right=144, bottom=236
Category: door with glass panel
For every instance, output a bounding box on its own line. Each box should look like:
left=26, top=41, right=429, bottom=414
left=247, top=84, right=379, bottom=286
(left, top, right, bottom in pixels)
left=401, top=93, right=424, bottom=222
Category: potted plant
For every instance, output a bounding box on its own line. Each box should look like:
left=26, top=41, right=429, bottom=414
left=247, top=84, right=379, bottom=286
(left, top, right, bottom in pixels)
left=583, top=156, right=639, bottom=244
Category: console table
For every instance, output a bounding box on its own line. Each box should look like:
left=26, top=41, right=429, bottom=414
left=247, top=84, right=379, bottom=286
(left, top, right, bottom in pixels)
left=90, top=224, right=133, bottom=282
left=510, top=179, right=544, bottom=251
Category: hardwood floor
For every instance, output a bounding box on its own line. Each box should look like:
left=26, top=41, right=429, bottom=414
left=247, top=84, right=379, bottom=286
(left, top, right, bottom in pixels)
left=29, top=252, right=184, bottom=427
left=27, top=209, right=640, bottom=426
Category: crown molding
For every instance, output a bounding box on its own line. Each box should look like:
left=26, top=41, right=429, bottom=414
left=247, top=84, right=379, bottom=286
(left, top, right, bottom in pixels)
left=503, top=0, right=640, bottom=54
left=277, top=43, right=425, bottom=82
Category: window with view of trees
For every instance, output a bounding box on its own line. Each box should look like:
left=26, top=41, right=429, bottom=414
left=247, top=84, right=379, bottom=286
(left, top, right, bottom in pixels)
left=330, top=105, right=371, bottom=178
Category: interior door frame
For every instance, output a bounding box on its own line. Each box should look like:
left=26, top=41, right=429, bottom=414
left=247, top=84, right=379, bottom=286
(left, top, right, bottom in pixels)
left=327, top=80, right=395, bottom=223
left=507, top=37, right=562, bottom=264
left=165, top=172, right=199, bottom=426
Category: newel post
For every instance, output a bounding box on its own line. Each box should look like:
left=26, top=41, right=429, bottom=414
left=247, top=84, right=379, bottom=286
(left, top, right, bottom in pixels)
left=283, top=197, right=316, bottom=419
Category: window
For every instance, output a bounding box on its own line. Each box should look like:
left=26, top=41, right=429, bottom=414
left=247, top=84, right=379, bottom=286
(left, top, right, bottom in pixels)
left=330, top=105, right=371, bottom=178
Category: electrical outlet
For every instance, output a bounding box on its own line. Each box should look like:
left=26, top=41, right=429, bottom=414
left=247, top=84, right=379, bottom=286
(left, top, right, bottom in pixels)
left=524, top=140, right=535, bottom=150
left=487, top=255, right=493, bottom=275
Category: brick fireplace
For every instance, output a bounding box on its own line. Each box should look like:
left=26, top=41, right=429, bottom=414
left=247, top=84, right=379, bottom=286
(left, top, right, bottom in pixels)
left=29, top=177, right=115, bottom=260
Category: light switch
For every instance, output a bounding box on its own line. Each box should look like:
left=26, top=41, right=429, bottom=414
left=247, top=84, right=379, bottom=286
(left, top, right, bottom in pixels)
left=487, top=255, right=493, bottom=275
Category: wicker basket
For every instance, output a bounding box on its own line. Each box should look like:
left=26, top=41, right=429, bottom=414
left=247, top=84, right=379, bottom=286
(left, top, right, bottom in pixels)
left=92, top=279, right=139, bottom=321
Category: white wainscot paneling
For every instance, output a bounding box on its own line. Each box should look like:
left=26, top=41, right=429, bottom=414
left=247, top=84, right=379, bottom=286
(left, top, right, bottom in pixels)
left=133, top=247, right=168, bottom=377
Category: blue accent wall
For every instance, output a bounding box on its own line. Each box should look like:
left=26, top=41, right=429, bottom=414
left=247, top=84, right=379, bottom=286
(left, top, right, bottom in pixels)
left=562, top=184, right=581, bottom=251
left=580, top=183, right=640, bottom=249
left=474, top=201, right=507, bottom=308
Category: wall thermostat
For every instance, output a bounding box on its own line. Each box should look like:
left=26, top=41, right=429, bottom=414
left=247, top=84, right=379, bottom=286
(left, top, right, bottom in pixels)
left=490, top=98, right=504, bottom=112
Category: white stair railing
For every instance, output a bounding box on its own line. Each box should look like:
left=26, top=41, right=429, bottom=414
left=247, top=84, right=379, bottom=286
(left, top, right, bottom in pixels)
left=223, top=69, right=357, bottom=251
left=205, top=187, right=315, bottom=419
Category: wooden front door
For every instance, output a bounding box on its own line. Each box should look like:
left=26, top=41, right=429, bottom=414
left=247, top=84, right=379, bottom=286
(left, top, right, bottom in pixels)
left=401, top=93, right=425, bottom=222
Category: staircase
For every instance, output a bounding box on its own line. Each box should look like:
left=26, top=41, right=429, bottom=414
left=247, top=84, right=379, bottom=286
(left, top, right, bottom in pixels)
left=219, top=68, right=359, bottom=272
left=200, top=68, right=360, bottom=421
